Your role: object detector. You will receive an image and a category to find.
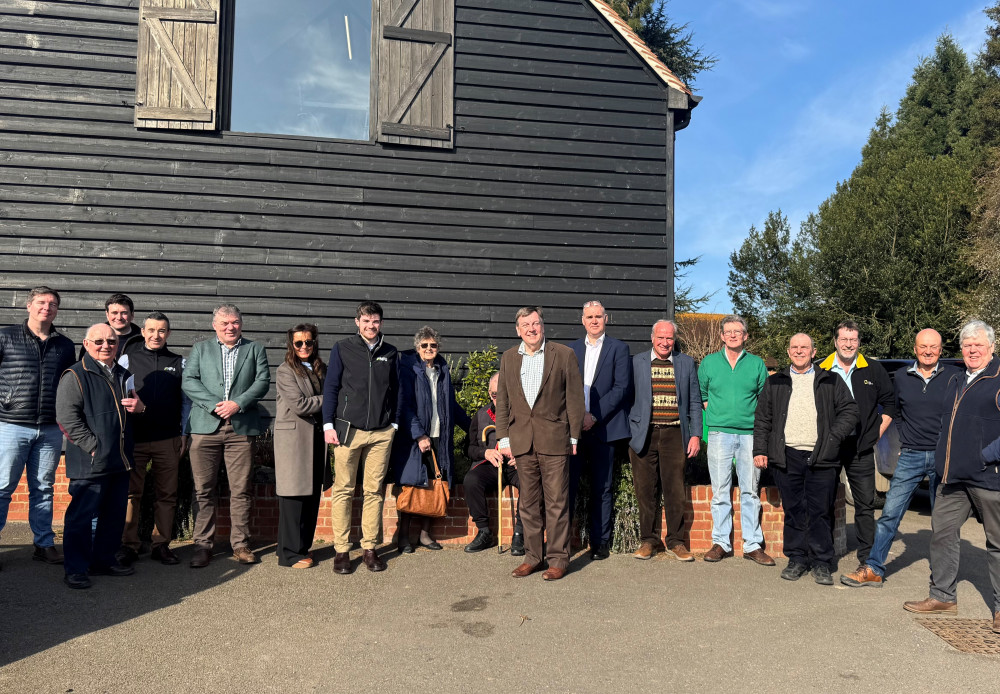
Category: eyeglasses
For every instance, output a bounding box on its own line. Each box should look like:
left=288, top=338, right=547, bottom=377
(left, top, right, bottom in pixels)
left=420, top=342, right=438, bottom=350
left=88, top=339, right=117, bottom=346
left=489, top=391, right=498, bottom=398
left=836, top=338, right=859, bottom=345
left=722, top=330, right=745, bottom=337
left=293, top=340, right=315, bottom=349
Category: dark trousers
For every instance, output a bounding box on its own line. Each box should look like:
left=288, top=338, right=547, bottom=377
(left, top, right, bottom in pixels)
left=518, top=449, right=571, bottom=570
left=772, top=447, right=839, bottom=569
left=628, top=425, right=687, bottom=549
left=123, top=437, right=182, bottom=551
left=840, top=436, right=876, bottom=563
left=463, top=461, right=522, bottom=532
left=929, top=483, right=1000, bottom=611
left=63, top=471, right=130, bottom=575
left=568, top=433, right=618, bottom=547
left=277, top=493, right=321, bottom=566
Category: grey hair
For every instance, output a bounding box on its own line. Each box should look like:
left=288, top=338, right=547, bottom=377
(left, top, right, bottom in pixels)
left=84, top=322, right=113, bottom=340
left=788, top=332, right=814, bottom=349
left=582, top=300, right=605, bottom=314
left=213, top=303, right=242, bottom=322
left=720, top=314, right=748, bottom=333
left=959, top=320, right=995, bottom=346
left=413, top=325, right=441, bottom=351
left=651, top=319, right=677, bottom=335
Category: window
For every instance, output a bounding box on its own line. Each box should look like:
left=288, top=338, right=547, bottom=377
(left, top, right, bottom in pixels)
left=229, top=0, right=372, bottom=140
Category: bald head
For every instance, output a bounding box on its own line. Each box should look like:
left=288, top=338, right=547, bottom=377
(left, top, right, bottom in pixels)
left=914, top=329, right=942, bottom=371
left=83, top=323, right=117, bottom=365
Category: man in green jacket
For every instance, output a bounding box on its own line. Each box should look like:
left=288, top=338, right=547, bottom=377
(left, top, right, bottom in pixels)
left=699, top=315, right=774, bottom=566
left=182, top=304, right=270, bottom=569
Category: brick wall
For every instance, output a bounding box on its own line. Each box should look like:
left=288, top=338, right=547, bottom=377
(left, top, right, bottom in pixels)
left=9, top=459, right=848, bottom=557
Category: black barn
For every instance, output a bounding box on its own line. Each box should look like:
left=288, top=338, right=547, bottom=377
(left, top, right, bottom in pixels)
left=0, top=0, right=698, bottom=411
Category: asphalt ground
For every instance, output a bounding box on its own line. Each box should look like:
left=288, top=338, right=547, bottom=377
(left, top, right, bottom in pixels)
left=1, top=493, right=998, bottom=694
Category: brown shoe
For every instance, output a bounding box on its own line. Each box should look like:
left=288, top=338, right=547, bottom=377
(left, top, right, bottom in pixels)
left=542, top=567, right=566, bottom=581
left=291, top=556, right=315, bottom=569
left=840, top=564, right=883, bottom=588
left=664, top=544, right=695, bottom=562
left=993, top=613, right=1000, bottom=634
left=903, top=597, right=957, bottom=614
left=151, top=544, right=180, bottom=566
left=511, top=562, right=544, bottom=578
left=333, top=552, right=352, bottom=574
left=633, top=541, right=658, bottom=560
left=233, top=546, right=258, bottom=565
left=189, top=547, right=211, bottom=569
left=362, top=549, right=386, bottom=572
left=744, top=548, right=776, bottom=566
left=703, top=544, right=731, bottom=562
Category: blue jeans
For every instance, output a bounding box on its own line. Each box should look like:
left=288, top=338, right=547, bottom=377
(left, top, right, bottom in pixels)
left=867, top=448, right=937, bottom=577
left=0, top=422, right=64, bottom=547
left=706, top=432, right=762, bottom=552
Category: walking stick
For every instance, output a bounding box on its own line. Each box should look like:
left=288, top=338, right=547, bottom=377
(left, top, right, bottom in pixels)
left=480, top=425, right=501, bottom=553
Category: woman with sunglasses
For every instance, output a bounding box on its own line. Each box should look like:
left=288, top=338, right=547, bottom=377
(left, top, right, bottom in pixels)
left=391, top=326, right=471, bottom=552
left=274, top=324, right=330, bottom=568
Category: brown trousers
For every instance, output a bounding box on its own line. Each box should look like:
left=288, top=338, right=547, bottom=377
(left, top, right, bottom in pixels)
left=629, top=425, right=687, bottom=549
left=518, top=449, right=571, bottom=570
left=122, top=437, right=182, bottom=550
left=190, top=422, right=253, bottom=550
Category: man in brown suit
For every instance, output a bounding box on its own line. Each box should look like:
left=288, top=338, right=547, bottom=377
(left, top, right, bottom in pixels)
left=496, top=307, right=585, bottom=581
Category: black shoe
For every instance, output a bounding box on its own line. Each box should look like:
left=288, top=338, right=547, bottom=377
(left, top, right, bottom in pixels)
left=419, top=538, right=443, bottom=550
left=151, top=544, right=180, bottom=565
left=780, top=561, right=810, bottom=581
left=64, top=573, right=91, bottom=589
left=590, top=543, right=611, bottom=560
left=510, top=532, right=525, bottom=557
left=398, top=537, right=414, bottom=554
left=464, top=529, right=496, bottom=553
left=115, top=546, right=139, bottom=567
left=333, top=552, right=353, bottom=575
left=33, top=544, right=63, bottom=565
left=812, top=565, right=834, bottom=585
left=89, top=563, right=135, bottom=577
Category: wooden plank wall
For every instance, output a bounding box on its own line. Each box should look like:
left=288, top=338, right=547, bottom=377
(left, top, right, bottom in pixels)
left=0, top=0, right=673, bottom=415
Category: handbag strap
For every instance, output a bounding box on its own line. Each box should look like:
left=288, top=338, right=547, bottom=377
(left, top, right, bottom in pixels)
left=428, top=448, right=442, bottom=480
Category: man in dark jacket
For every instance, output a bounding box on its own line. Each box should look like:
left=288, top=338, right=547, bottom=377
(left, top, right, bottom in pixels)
left=0, top=286, right=76, bottom=569
left=56, top=323, right=144, bottom=589
left=843, top=328, right=961, bottom=588
left=77, top=293, right=143, bottom=361
left=753, top=333, right=858, bottom=585
left=819, top=320, right=896, bottom=568
left=905, top=321, right=1000, bottom=634
left=116, top=311, right=190, bottom=567
left=322, top=301, right=398, bottom=574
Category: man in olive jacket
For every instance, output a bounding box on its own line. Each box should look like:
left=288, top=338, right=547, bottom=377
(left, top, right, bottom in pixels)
left=182, top=304, right=270, bottom=569
left=753, top=333, right=857, bottom=585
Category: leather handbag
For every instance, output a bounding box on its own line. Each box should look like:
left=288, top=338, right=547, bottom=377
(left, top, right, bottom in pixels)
left=395, top=449, right=450, bottom=518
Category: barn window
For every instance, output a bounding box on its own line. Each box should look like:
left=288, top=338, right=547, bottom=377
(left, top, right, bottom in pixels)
left=135, top=0, right=454, bottom=148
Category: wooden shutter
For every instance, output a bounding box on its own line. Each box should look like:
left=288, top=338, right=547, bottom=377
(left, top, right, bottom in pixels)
left=377, top=0, right=454, bottom=148
left=135, top=0, right=220, bottom=130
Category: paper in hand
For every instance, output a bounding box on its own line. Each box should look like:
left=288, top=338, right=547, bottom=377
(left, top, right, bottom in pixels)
left=125, top=375, right=135, bottom=395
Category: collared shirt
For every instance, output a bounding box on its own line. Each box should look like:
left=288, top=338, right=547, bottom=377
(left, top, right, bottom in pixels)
left=790, top=364, right=815, bottom=375
left=829, top=357, right=857, bottom=396
left=219, top=337, right=243, bottom=401
left=498, top=340, right=576, bottom=449
left=650, top=349, right=673, bottom=364
left=967, top=365, right=988, bottom=384
left=907, top=360, right=939, bottom=384
left=583, top=333, right=605, bottom=412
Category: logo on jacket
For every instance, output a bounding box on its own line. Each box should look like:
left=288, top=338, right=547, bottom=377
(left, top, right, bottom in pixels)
left=164, top=367, right=177, bottom=372
left=376, top=356, right=390, bottom=362
left=864, top=379, right=873, bottom=386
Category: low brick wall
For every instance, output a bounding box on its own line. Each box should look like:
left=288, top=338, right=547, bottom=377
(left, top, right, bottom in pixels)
left=9, top=459, right=848, bottom=558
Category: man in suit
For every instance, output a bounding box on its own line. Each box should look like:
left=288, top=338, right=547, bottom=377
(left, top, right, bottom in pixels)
left=182, top=304, right=270, bottom=568
left=629, top=319, right=702, bottom=561
left=568, top=300, right=631, bottom=560
left=497, top=307, right=585, bottom=581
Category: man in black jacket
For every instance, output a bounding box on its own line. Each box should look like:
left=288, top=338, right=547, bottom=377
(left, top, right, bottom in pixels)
left=116, top=311, right=191, bottom=567
left=322, top=301, right=398, bottom=574
left=754, top=333, right=858, bottom=585
left=819, top=320, right=896, bottom=568
left=0, top=286, right=76, bottom=569
left=56, top=323, right=144, bottom=589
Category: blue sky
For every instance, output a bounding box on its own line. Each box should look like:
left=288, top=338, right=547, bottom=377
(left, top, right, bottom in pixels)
left=670, top=0, right=993, bottom=313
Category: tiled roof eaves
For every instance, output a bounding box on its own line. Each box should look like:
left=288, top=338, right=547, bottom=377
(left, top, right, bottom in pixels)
left=585, top=0, right=693, bottom=98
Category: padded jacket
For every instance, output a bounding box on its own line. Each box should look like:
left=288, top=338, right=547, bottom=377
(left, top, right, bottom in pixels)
left=0, top=320, right=76, bottom=426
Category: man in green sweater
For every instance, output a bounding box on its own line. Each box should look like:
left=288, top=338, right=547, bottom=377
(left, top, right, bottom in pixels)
left=699, top=315, right=774, bottom=566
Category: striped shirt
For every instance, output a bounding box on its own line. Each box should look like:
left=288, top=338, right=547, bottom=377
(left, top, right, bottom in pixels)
left=219, top=337, right=243, bottom=401
left=518, top=340, right=546, bottom=409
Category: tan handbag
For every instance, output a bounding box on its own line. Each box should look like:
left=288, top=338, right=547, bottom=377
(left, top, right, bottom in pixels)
left=395, top=449, right=450, bottom=518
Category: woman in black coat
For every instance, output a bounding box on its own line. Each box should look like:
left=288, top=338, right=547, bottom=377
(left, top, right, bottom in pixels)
left=391, top=326, right=471, bottom=552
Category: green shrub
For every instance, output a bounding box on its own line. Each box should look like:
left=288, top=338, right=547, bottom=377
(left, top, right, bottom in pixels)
left=450, top=345, right=499, bottom=481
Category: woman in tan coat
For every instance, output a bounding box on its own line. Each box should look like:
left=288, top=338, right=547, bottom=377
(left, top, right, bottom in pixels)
left=274, top=323, right=329, bottom=568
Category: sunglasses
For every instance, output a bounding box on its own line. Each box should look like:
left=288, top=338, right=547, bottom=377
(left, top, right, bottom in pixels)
left=293, top=340, right=315, bottom=349
left=89, top=339, right=118, bottom=346
left=420, top=342, right=438, bottom=349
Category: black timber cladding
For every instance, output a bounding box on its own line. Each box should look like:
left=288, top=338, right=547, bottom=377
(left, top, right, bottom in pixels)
left=0, top=0, right=677, bottom=414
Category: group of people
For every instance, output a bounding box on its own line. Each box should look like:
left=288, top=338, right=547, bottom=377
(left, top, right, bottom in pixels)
left=0, top=290, right=997, bottom=629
